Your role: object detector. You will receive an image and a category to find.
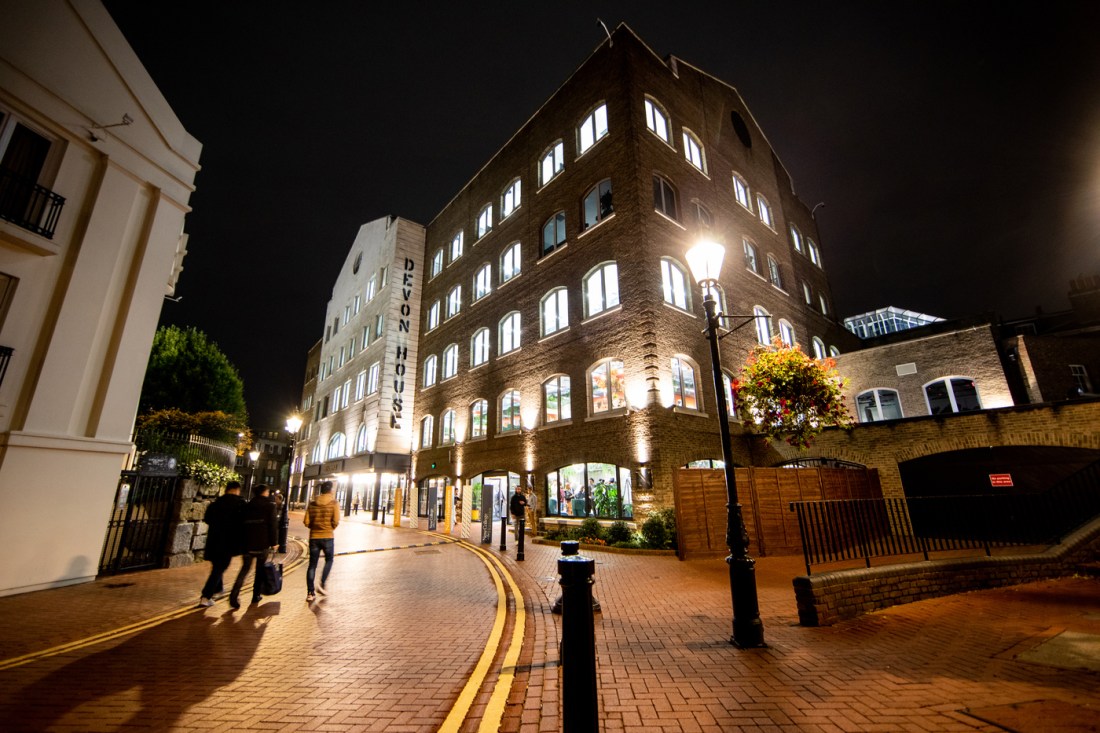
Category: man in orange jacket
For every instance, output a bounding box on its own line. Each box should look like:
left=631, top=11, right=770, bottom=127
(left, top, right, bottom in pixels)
left=304, top=480, right=340, bottom=602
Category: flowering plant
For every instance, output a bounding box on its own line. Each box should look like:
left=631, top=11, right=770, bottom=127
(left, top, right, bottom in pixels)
left=732, top=337, right=852, bottom=448
left=180, top=459, right=240, bottom=488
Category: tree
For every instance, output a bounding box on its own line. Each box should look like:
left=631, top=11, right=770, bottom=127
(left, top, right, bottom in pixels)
left=139, top=325, right=248, bottom=421
left=732, top=338, right=852, bottom=448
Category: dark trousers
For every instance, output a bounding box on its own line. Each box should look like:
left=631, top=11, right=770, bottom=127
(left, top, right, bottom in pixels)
left=229, top=550, right=265, bottom=602
left=201, top=554, right=232, bottom=599
left=306, top=538, right=334, bottom=593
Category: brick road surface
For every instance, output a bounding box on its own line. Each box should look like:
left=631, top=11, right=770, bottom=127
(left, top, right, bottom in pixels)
left=0, top=512, right=1097, bottom=732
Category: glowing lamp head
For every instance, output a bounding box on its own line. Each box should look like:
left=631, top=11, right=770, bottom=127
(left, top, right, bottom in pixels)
left=285, top=414, right=303, bottom=434
left=249, top=449, right=261, bottom=462
left=686, top=239, right=725, bottom=286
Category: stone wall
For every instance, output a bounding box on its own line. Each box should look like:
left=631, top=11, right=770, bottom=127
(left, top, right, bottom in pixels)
left=163, top=479, right=223, bottom=568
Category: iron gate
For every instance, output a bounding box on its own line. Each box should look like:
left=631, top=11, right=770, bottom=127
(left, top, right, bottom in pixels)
left=98, top=467, right=180, bottom=575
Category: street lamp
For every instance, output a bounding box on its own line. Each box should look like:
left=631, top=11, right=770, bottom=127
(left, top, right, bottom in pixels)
left=686, top=238, right=766, bottom=648
left=282, top=413, right=303, bottom=554
left=248, top=449, right=261, bottom=494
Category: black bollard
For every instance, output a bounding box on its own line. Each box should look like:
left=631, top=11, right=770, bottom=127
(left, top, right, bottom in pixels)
left=381, top=499, right=387, bottom=525
left=277, top=503, right=290, bottom=554
left=517, top=517, right=525, bottom=561
left=559, top=540, right=598, bottom=733
left=500, top=514, right=508, bottom=551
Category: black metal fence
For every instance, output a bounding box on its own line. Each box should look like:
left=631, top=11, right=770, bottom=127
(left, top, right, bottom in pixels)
left=791, top=459, right=1100, bottom=574
left=130, top=429, right=237, bottom=470
left=0, top=166, right=65, bottom=239
left=99, top=469, right=180, bottom=575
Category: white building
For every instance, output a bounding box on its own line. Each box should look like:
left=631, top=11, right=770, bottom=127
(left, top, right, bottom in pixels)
left=0, top=1, right=200, bottom=595
left=294, top=216, right=425, bottom=518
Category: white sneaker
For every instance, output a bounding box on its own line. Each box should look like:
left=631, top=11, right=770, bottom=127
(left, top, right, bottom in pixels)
left=198, top=597, right=215, bottom=607
left=316, top=584, right=327, bottom=596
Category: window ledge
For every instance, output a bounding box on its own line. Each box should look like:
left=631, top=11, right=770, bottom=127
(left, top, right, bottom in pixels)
left=497, top=347, right=521, bottom=361
left=770, top=284, right=789, bottom=296
left=661, top=301, right=695, bottom=317
left=539, top=327, right=570, bottom=344
left=585, top=409, right=628, bottom=423
left=671, top=406, right=710, bottom=418
left=582, top=303, right=622, bottom=325
left=538, top=419, right=573, bottom=431
left=538, top=242, right=569, bottom=262
left=465, top=435, right=488, bottom=444
left=0, top=221, right=62, bottom=257
left=654, top=210, right=686, bottom=230
left=495, top=429, right=522, bottom=438
left=577, top=212, right=615, bottom=239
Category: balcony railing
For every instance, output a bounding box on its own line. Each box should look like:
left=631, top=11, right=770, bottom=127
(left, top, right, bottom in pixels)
left=0, top=167, right=65, bottom=239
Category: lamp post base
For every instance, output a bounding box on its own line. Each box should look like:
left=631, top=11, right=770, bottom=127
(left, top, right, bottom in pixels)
left=727, top=553, right=767, bottom=648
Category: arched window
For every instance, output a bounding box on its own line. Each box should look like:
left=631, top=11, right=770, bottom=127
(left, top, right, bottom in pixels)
left=812, top=337, right=826, bottom=360
left=423, top=355, right=438, bottom=387
left=499, top=311, right=521, bottom=354
left=431, top=248, right=444, bottom=278
left=420, top=416, right=434, bottom=448
left=446, top=285, right=462, bottom=318
left=471, top=328, right=489, bottom=367
left=442, top=344, right=458, bottom=379
left=500, top=178, right=521, bottom=219
left=501, top=242, right=521, bottom=282
left=653, top=174, right=678, bottom=219
left=660, top=257, right=690, bottom=310
left=691, top=200, right=713, bottom=231
left=732, top=174, right=751, bottom=210
left=743, top=239, right=760, bottom=274
left=539, top=140, right=565, bottom=186
left=682, top=129, right=705, bottom=172
left=541, top=287, right=569, bottom=337
left=767, top=255, right=784, bottom=289
left=703, top=282, right=726, bottom=315
left=581, top=179, right=613, bottom=230
left=355, top=424, right=368, bottom=454
left=756, top=194, right=774, bottom=228
left=476, top=205, right=492, bottom=239
left=753, top=306, right=772, bottom=345
left=426, top=300, right=440, bottom=331
left=327, top=432, right=346, bottom=460
left=789, top=224, right=804, bottom=253
left=542, top=211, right=567, bottom=256
left=671, top=356, right=700, bottom=410
left=644, top=97, right=670, bottom=142
left=590, top=358, right=626, bottom=414
left=450, top=230, right=464, bottom=261
left=807, top=238, right=822, bottom=266
left=500, top=390, right=521, bottom=432
left=440, top=409, right=456, bottom=445
left=857, top=389, right=903, bottom=423
left=924, top=378, right=981, bottom=415
left=583, top=262, right=619, bottom=318
left=470, top=399, right=488, bottom=439
left=578, top=103, right=608, bottom=154
left=310, top=442, right=323, bottom=464
left=544, top=374, right=572, bottom=423
left=829, top=345, right=841, bottom=358
left=473, top=263, right=492, bottom=301
left=779, top=319, right=796, bottom=347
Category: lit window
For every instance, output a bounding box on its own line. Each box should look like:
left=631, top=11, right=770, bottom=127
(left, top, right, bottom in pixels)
left=423, top=355, right=438, bottom=387
left=790, top=225, right=803, bottom=253
left=344, top=305, right=351, bottom=325
left=733, top=174, right=751, bottom=210
left=361, top=325, right=369, bottom=348
left=802, top=282, right=812, bottom=305
left=427, top=301, right=440, bottom=330
left=753, top=306, right=771, bottom=345
left=807, top=238, right=821, bottom=266
left=539, top=141, right=565, bottom=186
left=767, top=255, right=784, bottom=289
left=338, top=346, right=346, bottom=368
left=441, top=409, right=456, bottom=446
left=544, top=375, right=572, bottom=423
left=374, top=314, right=384, bottom=338
left=342, top=379, right=351, bottom=409
left=671, top=356, right=699, bottom=410
left=692, top=201, right=713, bottom=231
left=721, top=371, right=738, bottom=416
left=744, top=239, right=760, bottom=274
left=501, top=242, right=521, bottom=282
left=355, top=424, right=368, bottom=453
left=471, top=328, right=490, bottom=367
left=682, top=130, right=705, bottom=172
left=470, top=399, right=488, bottom=439
left=541, top=287, right=569, bottom=337
left=366, top=275, right=377, bottom=301
left=812, top=337, right=826, bottom=360
left=829, top=345, right=840, bottom=358
left=500, top=390, right=521, bottom=432
left=367, top=362, right=380, bottom=394
left=703, top=282, right=727, bottom=314
left=582, top=179, right=613, bottom=230
left=451, top=230, right=464, bottom=261
left=355, top=370, right=366, bottom=401
left=925, top=378, right=981, bottom=415
left=644, top=98, right=670, bottom=142
left=431, top=249, right=444, bottom=278
left=590, top=358, right=627, bottom=414
left=578, top=103, right=608, bottom=154
left=819, top=294, right=828, bottom=315
left=420, top=416, right=434, bottom=448
left=354, top=294, right=361, bottom=314
left=757, top=195, right=774, bottom=228
left=1071, top=364, right=1093, bottom=393
left=660, top=258, right=689, bottom=310
left=476, top=205, right=493, bottom=239
left=499, top=311, right=521, bottom=354
left=474, top=264, right=492, bottom=301
left=653, top=175, right=678, bottom=219
left=311, top=443, right=323, bottom=463
left=857, top=389, right=903, bottom=423
left=442, top=344, right=458, bottom=379
left=327, top=433, right=346, bottom=459
left=332, top=385, right=342, bottom=412
left=779, top=319, right=796, bottom=347
left=542, top=211, right=567, bottom=256
left=446, top=285, right=462, bottom=318
left=501, top=179, right=522, bottom=219
left=583, top=262, right=619, bottom=318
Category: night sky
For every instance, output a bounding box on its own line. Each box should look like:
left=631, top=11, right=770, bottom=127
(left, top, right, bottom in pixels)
left=101, top=1, right=1100, bottom=429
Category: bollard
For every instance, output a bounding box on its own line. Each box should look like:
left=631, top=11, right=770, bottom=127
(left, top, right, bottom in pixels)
left=559, top=540, right=598, bottom=733
left=517, top=517, right=525, bottom=561
left=500, top=514, right=508, bottom=551
left=381, top=498, right=387, bottom=525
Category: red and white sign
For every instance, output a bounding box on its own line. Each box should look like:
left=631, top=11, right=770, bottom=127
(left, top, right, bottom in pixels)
left=989, top=473, right=1013, bottom=487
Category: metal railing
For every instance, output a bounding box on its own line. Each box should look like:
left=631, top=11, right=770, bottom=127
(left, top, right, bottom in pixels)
left=791, top=460, right=1100, bottom=574
left=129, top=429, right=237, bottom=470
left=0, top=167, right=65, bottom=239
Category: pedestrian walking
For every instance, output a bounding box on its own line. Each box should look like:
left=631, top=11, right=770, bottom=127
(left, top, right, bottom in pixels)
left=509, top=484, right=528, bottom=540
left=304, top=480, right=340, bottom=602
left=352, top=497, right=359, bottom=515
left=525, top=485, right=539, bottom=536
left=228, top=484, right=278, bottom=609
left=198, top=480, right=245, bottom=607
left=273, top=489, right=289, bottom=553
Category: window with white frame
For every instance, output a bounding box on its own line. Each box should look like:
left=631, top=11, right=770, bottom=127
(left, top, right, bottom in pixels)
left=476, top=205, right=492, bottom=239
left=812, top=337, right=826, bottom=360
left=500, top=390, right=521, bottom=432
left=578, top=103, right=608, bottom=154
left=442, top=344, right=458, bottom=379
left=721, top=371, right=738, bottom=416
left=451, top=230, right=464, bottom=261
left=692, top=200, right=713, bottom=231
left=423, top=354, right=438, bottom=387
left=539, top=141, right=565, bottom=186
left=643, top=97, right=670, bottom=143
left=471, top=328, right=490, bottom=367
left=542, top=211, right=566, bottom=256
left=653, top=174, right=678, bottom=220
left=767, top=255, right=784, bottom=289
left=671, top=356, right=699, bottom=410
left=470, top=399, right=488, bottom=439
left=361, top=325, right=369, bottom=348
left=374, top=314, right=384, bottom=338
left=829, top=345, right=840, bottom=357
left=420, top=416, right=434, bottom=448
left=355, top=424, right=368, bottom=454
left=802, top=282, right=812, bottom=305
left=367, top=361, right=380, bottom=394
left=753, top=306, right=772, bottom=345
left=590, top=358, right=627, bottom=414
left=431, top=248, right=444, bottom=278
left=446, top=285, right=462, bottom=318
left=582, top=179, right=613, bottom=230
left=732, top=174, right=751, bottom=210
left=501, top=179, right=521, bottom=219
left=355, top=370, right=366, bottom=401
left=1071, top=364, right=1093, bottom=393
left=474, top=263, right=492, bottom=301
left=440, top=409, right=456, bottom=445
left=380, top=265, right=388, bottom=288
left=583, top=262, right=619, bottom=318
left=311, top=442, right=323, bottom=464
left=500, top=311, right=521, bottom=354
left=790, top=224, right=804, bottom=253
left=779, top=319, right=796, bottom=347
left=682, top=130, right=705, bottom=172
left=544, top=375, right=572, bottom=423
left=327, top=433, right=346, bottom=460
left=807, top=238, right=821, bottom=266
left=703, top=282, right=727, bottom=315
left=427, top=301, right=440, bottom=330
left=331, top=385, right=342, bottom=412
left=857, top=389, right=903, bottom=423
left=660, top=258, right=689, bottom=310
left=341, top=379, right=351, bottom=409
left=819, top=294, right=829, bottom=315
left=541, top=287, right=569, bottom=337
left=925, top=377, right=981, bottom=414
left=344, top=305, right=351, bottom=325
left=757, top=195, right=774, bottom=228
left=366, top=275, right=377, bottom=301
left=743, top=239, right=760, bottom=274
left=501, top=241, right=521, bottom=282
left=354, top=294, right=361, bottom=314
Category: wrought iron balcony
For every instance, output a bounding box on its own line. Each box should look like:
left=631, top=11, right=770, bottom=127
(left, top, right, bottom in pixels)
left=0, top=166, right=65, bottom=239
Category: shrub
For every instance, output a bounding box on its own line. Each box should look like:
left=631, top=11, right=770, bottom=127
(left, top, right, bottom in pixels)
left=650, top=507, right=677, bottom=550
left=640, top=514, right=669, bottom=549
left=607, top=520, right=633, bottom=544
left=579, top=517, right=604, bottom=541
left=180, top=459, right=239, bottom=488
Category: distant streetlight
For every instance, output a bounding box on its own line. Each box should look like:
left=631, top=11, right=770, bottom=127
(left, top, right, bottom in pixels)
left=281, top=413, right=303, bottom=553
left=686, top=238, right=766, bottom=649
left=248, top=449, right=261, bottom=494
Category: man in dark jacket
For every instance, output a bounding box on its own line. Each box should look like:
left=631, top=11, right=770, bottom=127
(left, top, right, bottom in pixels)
left=198, top=481, right=245, bottom=607
left=228, top=484, right=278, bottom=609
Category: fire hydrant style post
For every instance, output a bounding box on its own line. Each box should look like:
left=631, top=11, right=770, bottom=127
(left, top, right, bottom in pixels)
left=558, top=540, right=598, bottom=733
